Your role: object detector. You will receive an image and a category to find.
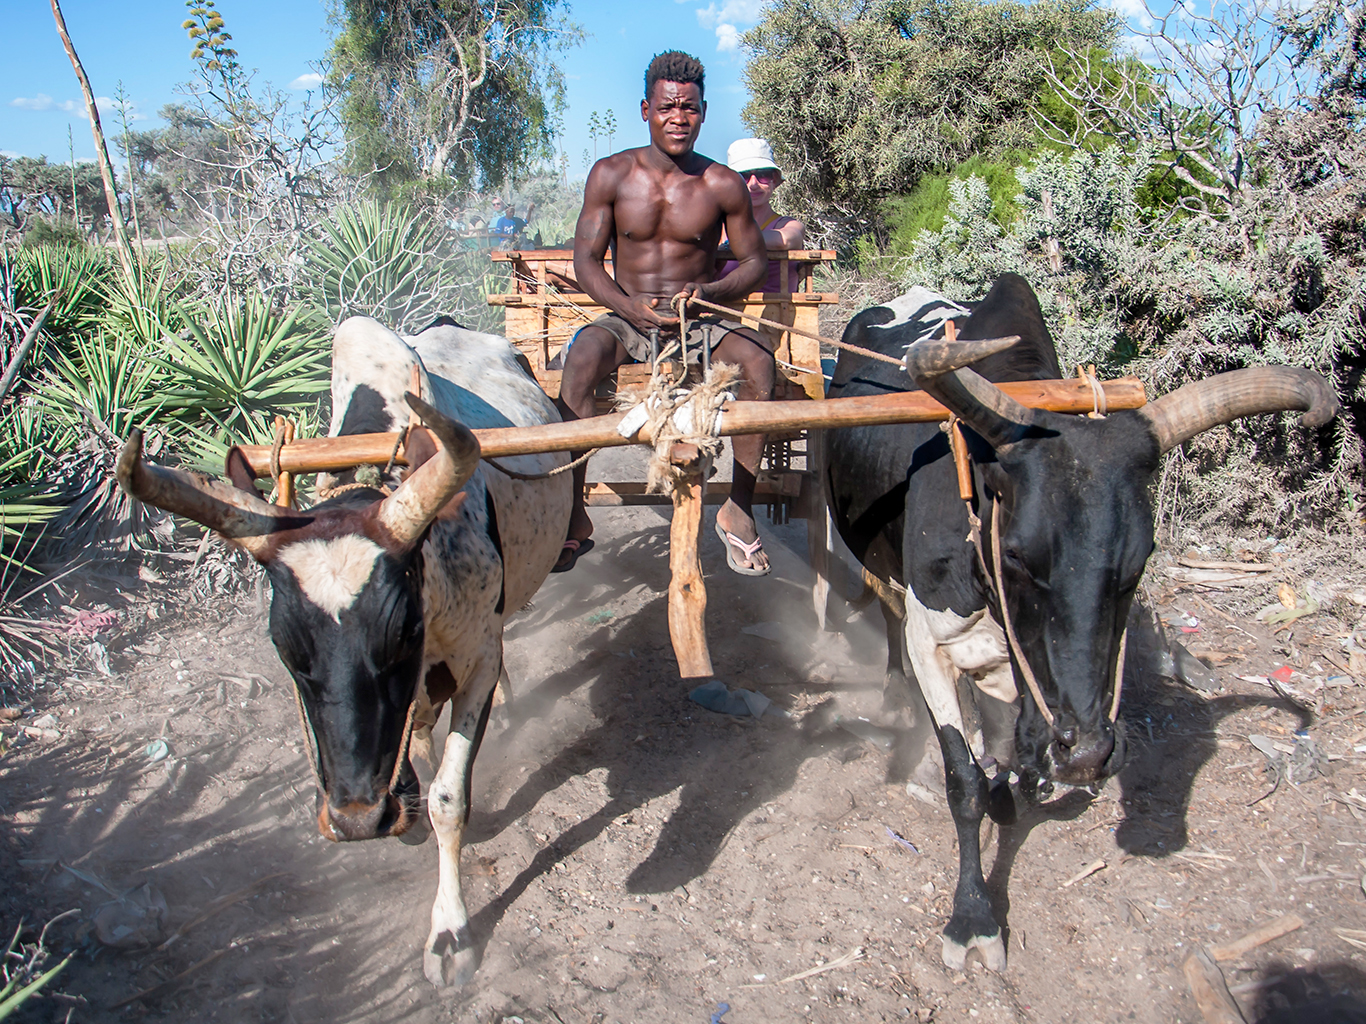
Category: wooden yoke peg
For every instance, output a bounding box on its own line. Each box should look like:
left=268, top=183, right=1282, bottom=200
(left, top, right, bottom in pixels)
left=940, top=320, right=975, bottom=504
left=274, top=414, right=296, bottom=508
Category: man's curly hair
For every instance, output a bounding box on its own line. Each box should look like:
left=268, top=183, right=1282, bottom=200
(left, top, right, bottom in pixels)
left=645, top=51, right=705, bottom=100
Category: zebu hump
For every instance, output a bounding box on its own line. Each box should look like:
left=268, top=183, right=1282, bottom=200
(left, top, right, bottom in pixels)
left=407, top=324, right=559, bottom=432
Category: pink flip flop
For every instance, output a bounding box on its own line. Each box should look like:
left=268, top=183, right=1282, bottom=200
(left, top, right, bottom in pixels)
left=551, top=537, right=594, bottom=573
left=714, top=522, right=771, bottom=576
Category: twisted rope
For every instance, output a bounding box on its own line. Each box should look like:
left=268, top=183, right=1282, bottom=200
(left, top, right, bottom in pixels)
left=680, top=294, right=905, bottom=368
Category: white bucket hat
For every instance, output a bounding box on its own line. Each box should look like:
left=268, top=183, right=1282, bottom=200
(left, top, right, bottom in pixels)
left=727, top=138, right=781, bottom=177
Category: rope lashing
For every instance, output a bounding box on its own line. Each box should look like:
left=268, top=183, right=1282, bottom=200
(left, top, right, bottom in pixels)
left=1077, top=363, right=1107, bottom=418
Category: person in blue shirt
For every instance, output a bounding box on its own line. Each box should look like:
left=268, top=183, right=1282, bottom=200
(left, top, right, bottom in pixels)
left=494, top=202, right=535, bottom=245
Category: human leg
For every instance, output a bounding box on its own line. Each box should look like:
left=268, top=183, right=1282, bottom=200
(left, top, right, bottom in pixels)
left=553, top=324, right=630, bottom=563
left=710, top=327, right=775, bottom=573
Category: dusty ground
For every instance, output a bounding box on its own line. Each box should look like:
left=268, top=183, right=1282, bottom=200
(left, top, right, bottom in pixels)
left=3, top=492, right=1366, bottom=1023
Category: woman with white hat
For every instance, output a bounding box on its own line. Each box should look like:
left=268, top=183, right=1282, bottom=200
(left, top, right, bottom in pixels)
left=719, top=138, right=806, bottom=292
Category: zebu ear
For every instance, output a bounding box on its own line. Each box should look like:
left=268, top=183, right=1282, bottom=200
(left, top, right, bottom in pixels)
left=374, top=394, right=481, bottom=550
left=224, top=446, right=264, bottom=498
left=399, top=426, right=439, bottom=479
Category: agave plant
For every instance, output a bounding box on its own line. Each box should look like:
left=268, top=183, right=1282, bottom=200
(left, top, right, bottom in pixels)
left=6, top=243, right=111, bottom=342
left=151, top=292, right=331, bottom=443
left=100, top=253, right=189, bottom=348
left=0, top=920, right=72, bottom=1019
left=304, top=200, right=444, bottom=330
left=35, top=329, right=173, bottom=556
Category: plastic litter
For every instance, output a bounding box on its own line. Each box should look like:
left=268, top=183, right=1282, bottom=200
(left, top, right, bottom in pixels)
left=1171, top=643, right=1219, bottom=692
left=144, top=739, right=171, bottom=763
left=582, top=609, right=614, bottom=624
left=834, top=715, right=897, bottom=751
left=710, top=1003, right=731, bottom=1024
left=886, top=826, right=918, bottom=853
left=688, top=680, right=772, bottom=718
left=93, top=883, right=168, bottom=949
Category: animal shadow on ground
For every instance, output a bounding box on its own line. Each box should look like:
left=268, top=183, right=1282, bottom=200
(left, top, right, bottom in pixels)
left=1249, top=960, right=1366, bottom=1023
left=1110, top=607, right=1310, bottom=861
left=1, top=736, right=438, bottom=1022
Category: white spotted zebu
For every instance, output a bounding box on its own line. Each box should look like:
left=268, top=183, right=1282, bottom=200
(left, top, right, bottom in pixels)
left=117, top=317, right=571, bottom=987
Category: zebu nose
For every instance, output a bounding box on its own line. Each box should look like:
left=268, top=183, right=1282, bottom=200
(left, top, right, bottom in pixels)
left=1048, top=723, right=1116, bottom=785
left=319, top=794, right=391, bottom=841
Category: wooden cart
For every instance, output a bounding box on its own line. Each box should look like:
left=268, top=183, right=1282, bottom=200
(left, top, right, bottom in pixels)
left=486, top=248, right=838, bottom=519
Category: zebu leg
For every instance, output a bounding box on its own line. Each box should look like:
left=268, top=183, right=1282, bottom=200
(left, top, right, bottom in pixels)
left=423, top=653, right=500, bottom=988
left=903, top=588, right=1006, bottom=972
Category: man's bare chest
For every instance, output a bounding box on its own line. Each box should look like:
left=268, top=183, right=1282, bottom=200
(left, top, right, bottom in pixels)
left=613, top=175, right=723, bottom=244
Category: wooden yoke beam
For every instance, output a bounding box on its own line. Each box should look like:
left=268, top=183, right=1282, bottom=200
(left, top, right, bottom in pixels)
left=233, top=377, right=1146, bottom=478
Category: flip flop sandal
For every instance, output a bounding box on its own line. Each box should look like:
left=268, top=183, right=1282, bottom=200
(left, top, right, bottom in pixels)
left=551, top=537, right=594, bottom=573
left=714, top=522, right=771, bottom=576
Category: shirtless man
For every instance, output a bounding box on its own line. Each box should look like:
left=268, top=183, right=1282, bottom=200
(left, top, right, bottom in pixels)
left=555, top=50, right=775, bottom=575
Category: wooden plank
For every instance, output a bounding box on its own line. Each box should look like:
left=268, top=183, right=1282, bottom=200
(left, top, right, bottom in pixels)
left=584, top=475, right=803, bottom=507
left=489, top=292, right=839, bottom=307
left=1182, top=949, right=1246, bottom=1024
left=1209, top=914, right=1304, bottom=962
left=490, top=249, right=836, bottom=262
left=232, top=377, right=1147, bottom=477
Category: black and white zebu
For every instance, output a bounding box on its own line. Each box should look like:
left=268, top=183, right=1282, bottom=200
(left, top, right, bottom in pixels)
left=117, top=317, right=571, bottom=987
left=823, top=274, right=1338, bottom=971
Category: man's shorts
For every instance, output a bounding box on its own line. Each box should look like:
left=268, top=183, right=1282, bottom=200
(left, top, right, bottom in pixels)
left=575, top=311, right=767, bottom=364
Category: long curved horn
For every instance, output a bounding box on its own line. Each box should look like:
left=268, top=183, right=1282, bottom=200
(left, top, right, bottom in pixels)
left=904, top=332, right=1035, bottom=449
left=116, top=430, right=303, bottom=560
left=1140, top=367, right=1340, bottom=454
left=375, top=393, right=481, bottom=548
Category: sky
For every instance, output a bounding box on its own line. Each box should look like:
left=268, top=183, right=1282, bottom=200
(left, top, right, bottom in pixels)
left=0, top=0, right=768, bottom=178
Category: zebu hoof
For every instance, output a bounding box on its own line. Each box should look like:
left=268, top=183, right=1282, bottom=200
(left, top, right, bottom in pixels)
left=941, top=930, right=1006, bottom=972
left=423, top=923, right=480, bottom=987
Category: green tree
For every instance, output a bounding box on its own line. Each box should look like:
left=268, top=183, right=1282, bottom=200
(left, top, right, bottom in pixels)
left=741, top=0, right=1118, bottom=241
left=329, top=0, right=579, bottom=192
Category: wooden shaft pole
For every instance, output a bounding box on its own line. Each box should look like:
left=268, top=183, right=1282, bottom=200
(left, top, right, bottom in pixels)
left=231, top=377, right=1147, bottom=479
left=667, top=449, right=712, bottom=679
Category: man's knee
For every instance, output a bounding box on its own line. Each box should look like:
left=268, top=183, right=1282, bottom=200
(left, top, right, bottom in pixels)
left=560, top=327, right=623, bottom=394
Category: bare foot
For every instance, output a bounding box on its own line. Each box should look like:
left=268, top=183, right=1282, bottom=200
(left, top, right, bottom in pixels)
left=715, top=500, right=769, bottom=573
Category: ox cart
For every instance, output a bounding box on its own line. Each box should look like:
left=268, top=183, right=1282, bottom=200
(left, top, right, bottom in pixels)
left=232, top=250, right=1147, bottom=681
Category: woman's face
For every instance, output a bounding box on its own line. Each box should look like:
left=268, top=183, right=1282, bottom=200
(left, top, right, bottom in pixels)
left=742, top=167, right=780, bottom=207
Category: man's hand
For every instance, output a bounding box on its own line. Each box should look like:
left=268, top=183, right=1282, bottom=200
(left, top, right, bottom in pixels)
left=620, top=295, right=680, bottom=335
left=670, top=281, right=711, bottom=316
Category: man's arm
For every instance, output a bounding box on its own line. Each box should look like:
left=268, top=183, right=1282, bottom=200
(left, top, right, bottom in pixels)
left=573, top=157, right=679, bottom=332
left=679, top=167, right=767, bottom=306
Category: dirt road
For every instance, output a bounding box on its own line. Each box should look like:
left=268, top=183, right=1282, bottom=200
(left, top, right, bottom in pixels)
left=3, top=500, right=1365, bottom=1023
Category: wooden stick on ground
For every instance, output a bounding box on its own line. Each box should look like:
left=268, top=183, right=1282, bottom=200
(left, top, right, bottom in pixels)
left=1209, top=914, right=1304, bottom=962
left=1183, top=948, right=1247, bottom=1024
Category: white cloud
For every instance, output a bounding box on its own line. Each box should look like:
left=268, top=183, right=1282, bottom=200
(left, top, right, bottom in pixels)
left=1107, top=0, right=1153, bottom=29
left=289, top=72, right=323, bottom=91
left=10, top=94, right=77, bottom=113
left=697, top=0, right=763, bottom=52
left=9, top=93, right=139, bottom=121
